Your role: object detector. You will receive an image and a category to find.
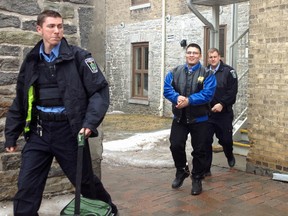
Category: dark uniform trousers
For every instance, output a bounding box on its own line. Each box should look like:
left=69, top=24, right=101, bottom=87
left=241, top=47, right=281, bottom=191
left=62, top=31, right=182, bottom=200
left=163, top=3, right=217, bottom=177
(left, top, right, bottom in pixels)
left=206, top=111, right=234, bottom=171
left=169, top=119, right=208, bottom=179
left=14, top=120, right=113, bottom=216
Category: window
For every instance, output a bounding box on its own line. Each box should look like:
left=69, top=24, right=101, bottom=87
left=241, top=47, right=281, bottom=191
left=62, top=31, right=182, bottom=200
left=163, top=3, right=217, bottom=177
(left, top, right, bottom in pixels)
left=132, top=43, right=149, bottom=98
left=131, top=0, right=149, bottom=6
left=204, top=25, right=227, bottom=65
left=218, top=26, right=227, bottom=60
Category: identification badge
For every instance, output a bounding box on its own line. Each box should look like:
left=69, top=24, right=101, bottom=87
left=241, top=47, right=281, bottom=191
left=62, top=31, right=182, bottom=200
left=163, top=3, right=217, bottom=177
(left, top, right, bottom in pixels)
left=85, top=57, right=98, bottom=73
left=230, top=70, right=237, bottom=78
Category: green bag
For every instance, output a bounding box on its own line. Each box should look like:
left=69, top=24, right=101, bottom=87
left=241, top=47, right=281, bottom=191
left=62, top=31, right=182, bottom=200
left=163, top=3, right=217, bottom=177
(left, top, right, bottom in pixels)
left=60, top=196, right=112, bottom=216
left=60, top=133, right=112, bottom=216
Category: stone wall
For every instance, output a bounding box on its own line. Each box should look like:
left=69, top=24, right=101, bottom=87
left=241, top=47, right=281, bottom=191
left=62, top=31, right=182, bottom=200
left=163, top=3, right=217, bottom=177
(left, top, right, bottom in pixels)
left=246, top=0, right=288, bottom=176
left=0, top=0, right=105, bottom=200
left=106, top=0, right=191, bottom=26
left=105, top=0, right=249, bottom=116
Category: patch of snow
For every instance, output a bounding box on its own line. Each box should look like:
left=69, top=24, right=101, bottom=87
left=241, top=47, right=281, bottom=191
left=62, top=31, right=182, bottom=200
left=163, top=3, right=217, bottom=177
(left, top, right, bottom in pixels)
left=103, top=129, right=170, bottom=152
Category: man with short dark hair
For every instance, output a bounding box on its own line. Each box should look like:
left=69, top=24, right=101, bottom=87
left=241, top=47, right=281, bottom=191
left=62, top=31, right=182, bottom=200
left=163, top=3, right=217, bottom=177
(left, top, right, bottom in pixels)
left=205, top=48, right=238, bottom=176
left=4, top=10, right=118, bottom=215
left=163, top=43, right=216, bottom=195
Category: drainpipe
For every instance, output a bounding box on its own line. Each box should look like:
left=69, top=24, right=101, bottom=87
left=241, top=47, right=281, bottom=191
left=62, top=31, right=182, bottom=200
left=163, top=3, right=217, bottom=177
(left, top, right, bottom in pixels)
left=187, top=0, right=216, bottom=48
left=159, top=0, right=166, bottom=117
left=230, top=3, right=238, bottom=67
left=212, top=5, right=220, bottom=49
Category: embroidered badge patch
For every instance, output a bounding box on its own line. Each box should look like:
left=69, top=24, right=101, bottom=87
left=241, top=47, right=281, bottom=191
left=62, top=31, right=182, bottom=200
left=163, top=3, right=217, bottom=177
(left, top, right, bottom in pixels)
left=230, top=70, right=237, bottom=78
left=197, top=76, right=204, bottom=83
left=85, top=57, right=98, bottom=73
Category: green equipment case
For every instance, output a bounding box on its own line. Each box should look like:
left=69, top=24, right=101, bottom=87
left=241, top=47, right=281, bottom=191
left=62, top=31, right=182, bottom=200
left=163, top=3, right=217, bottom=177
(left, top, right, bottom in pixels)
left=60, top=133, right=112, bottom=216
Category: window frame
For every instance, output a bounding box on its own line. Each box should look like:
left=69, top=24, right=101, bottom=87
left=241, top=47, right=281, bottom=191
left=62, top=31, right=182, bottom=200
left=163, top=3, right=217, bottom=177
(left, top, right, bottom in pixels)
left=131, top=42, right=149, bottom=99
left=204, top=24, right=227, bottom=65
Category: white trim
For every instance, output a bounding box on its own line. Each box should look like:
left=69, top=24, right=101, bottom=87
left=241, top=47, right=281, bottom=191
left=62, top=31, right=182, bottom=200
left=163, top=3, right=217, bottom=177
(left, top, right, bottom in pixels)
left=130, top=3, right=151, bottom=11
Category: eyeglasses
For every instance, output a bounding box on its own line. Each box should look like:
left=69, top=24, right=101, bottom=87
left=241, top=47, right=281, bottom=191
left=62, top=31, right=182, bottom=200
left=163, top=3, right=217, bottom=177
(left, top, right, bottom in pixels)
left=186, top=51, right=200, bottom=56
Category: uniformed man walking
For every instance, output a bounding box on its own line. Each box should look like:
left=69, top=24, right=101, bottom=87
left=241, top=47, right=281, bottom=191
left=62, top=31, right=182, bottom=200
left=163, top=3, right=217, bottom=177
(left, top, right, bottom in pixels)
left=4, top=10, right=118, bottom=215
left=205, top=48, right=238, bottom=176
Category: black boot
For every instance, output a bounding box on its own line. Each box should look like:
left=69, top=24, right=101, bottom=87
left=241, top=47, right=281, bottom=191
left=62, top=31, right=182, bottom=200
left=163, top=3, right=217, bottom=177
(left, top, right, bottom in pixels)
left=171, top=165, right=190, bottom=189
left=191, top=178, right=202, bottom=195
left=227, top=154, right=236, bottom=167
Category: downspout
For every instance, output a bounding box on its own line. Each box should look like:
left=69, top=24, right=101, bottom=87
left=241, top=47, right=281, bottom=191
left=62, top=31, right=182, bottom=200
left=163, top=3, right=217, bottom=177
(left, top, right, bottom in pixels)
left=230, top=3, right=238, bottom=67
left=187, top=0, right=215, bottom=48
left=159, top=0, right=166, bottom=117
left=212, top=5, right=220, bottom=49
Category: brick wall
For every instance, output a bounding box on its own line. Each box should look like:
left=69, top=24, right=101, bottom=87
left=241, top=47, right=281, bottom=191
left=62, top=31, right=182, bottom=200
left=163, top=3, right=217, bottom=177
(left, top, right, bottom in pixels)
left=0, top=0, right=105, bottom=200
left=246, top=0, right=288, bottom=175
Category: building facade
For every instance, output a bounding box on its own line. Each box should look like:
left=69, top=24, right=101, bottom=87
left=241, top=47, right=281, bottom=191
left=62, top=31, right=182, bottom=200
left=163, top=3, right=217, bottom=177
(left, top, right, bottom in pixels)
left=105, top=0, right=249, bottom=117
left=105, top=0, right=288, bottom=176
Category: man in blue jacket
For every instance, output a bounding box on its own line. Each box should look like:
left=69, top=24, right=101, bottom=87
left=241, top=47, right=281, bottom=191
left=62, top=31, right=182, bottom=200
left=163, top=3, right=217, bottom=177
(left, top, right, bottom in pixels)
left=4, top=10, right=118, bottom=215
left=163, top=43, right=216, bottom=195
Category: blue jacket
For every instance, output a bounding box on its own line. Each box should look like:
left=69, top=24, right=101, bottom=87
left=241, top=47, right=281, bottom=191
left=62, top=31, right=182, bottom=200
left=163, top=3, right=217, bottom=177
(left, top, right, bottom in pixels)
left=164, top=63, right=216, bottom=123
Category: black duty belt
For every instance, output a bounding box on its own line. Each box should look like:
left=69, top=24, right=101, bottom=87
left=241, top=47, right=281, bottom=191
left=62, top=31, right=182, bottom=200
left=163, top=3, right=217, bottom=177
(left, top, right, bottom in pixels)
left=37, top=111, right=68, bottom=122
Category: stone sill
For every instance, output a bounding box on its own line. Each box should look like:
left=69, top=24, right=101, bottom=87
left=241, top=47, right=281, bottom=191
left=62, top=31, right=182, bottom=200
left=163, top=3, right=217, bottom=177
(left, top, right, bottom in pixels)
left=128, top=98, right=149, bottom=105
left=130, top=3, right=151, bottom=11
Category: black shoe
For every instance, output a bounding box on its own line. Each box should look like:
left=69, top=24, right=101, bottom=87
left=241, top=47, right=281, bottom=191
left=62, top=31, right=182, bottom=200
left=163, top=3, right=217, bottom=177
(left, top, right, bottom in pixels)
left=227, top=155, right=236, bottom=167
left=171, top=166, right=190, bottom=189
left=191, top=179, right=202, bottom=195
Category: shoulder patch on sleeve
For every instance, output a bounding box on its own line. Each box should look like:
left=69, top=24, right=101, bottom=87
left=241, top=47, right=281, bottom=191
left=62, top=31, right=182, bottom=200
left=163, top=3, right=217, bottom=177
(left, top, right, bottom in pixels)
left=230, top=70, right=237, bottom=78
left=85, top=57, right=98, bottom=73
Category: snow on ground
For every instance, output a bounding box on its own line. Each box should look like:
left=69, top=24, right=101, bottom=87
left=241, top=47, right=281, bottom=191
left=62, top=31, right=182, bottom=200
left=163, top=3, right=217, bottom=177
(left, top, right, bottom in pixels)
left=103, top=129, right=170, bottom=152
left=102, top=129, right=175, bottom=168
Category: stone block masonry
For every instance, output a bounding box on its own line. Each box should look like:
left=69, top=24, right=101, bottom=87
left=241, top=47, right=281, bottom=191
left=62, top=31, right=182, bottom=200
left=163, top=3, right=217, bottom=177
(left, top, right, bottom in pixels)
left=0, top=0, right=105, bottom=201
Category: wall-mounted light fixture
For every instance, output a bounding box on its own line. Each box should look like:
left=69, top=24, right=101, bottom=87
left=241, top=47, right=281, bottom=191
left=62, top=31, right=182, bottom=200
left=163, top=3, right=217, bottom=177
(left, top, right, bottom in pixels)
left=180, top=39, right=187, bottom=48
left=166, top=14, right=171, bottom=22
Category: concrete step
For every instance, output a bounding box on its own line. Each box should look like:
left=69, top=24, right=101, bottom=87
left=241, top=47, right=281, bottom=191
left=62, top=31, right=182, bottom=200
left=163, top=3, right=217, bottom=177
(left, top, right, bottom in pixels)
left=233, top=129, right=251, bottom=156
left=238, top=128, right=249, bottom=142
left=213, top=129, right=251, bottom=156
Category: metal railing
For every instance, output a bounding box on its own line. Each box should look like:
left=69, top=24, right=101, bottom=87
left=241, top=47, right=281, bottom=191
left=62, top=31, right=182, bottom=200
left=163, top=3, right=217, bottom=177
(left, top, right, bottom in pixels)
left=230, top=29, right=249, bottom=133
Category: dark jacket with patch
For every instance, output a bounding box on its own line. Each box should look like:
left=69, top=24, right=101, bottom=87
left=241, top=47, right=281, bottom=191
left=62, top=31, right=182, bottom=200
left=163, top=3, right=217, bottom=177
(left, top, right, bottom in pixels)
left=207, top=60, right=238, bottom=113
left=4, top=38, right=109, bottom=148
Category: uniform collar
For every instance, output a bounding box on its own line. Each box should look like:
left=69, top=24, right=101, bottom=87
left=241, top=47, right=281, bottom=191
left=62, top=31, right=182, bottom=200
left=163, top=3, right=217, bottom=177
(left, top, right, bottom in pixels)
left=210, top=61, right=220, bottom=74
left=185, top=62, right=201, bottom=73
left=39, top=42, right=61, bottom=62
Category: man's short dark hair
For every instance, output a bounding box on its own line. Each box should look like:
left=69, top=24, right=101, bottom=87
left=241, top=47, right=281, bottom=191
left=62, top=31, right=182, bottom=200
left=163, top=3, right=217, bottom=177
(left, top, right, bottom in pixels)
left=207, top=48, right=220, bottom=55
left=37, top=10, right=62, bottom=27
left=186, top=43, right=202, bottom=54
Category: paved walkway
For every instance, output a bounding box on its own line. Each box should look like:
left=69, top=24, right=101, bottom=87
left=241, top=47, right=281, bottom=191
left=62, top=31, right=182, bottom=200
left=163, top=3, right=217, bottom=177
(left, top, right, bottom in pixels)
left=1, top=127, right=288, bottom=216
left=101, top=161, right=288, bottom=216
left=1, top=155, right=288, bottom=216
